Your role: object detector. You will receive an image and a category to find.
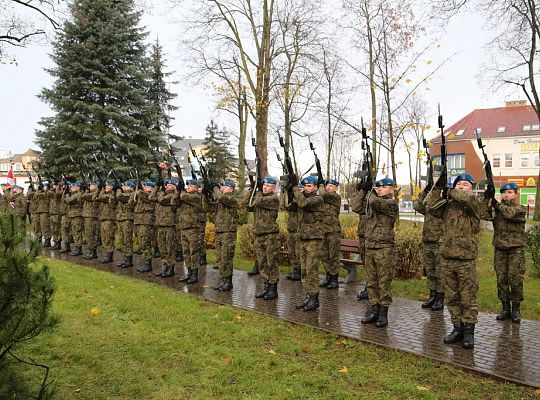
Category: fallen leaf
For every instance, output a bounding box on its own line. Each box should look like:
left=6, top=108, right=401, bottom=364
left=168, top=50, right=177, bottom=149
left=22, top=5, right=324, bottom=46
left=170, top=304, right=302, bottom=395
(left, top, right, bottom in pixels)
left=339, top=366, right=348, bottom=373
left=222, top=357, right=230, bottom=364
left=268, top=349, right=276, bottom=354
left=234, top=315, right=242, bottom=320
left=213, top=314, right=219, bottom=318
left=150, top=295, right=156, bottom=301
left=416, top=386, right=431, bottom=391
left=75, top=388, right=81, bottom=393
left=535, top=388, right=540, bottom=395
left=90, top=307, right=100, bottom=316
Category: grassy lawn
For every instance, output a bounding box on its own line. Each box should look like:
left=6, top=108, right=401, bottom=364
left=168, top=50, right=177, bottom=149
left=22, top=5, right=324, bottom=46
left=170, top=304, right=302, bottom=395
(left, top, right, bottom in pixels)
left=8, top=259, right=539, bottom=399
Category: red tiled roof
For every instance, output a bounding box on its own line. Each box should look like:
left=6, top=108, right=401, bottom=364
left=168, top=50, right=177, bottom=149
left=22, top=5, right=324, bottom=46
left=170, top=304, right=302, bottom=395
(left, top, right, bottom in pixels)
left=432, top=105, right=540, bottom=142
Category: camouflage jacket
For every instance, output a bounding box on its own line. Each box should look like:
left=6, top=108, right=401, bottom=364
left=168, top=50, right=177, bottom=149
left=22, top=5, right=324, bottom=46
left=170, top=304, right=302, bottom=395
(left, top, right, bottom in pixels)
left=280, top=191, right=298, bottom=232
left=319, top=185, right=342, bottom=234
left=364, top=192, right=398, bottom=249
left=33, top=189, right=49, bottom=214
left=48, top=188, right=63, bottom=216
left=65, top=191, right=83, bottom=218
left=116, top=191, right=135, bottom=221
left=96, top=190, right=117, bottom=221
left=350, top=188, right=367, bottom=238
left=81, top=190, right=99, bottom=218
left=211, top=188, right=239, bottom=233
left=426, top=188, right=481, bottom=260
left=8, top=191, right=27, bottom=219
left=482, top=198, right=526, bottom=249
left=413, top=190, right=443, bottom=243
left=27, top=190, right=37, bottom=214
left=60, top=192, right=69, bottom=215
left=243, top=190, right=280, bottom=236
left=0, top=193, right=8, bottom=212
left=292, top=187, right=324, bottom=240
left=174, top=191, right=206, bottom=230
left=151, top=189, right=176, bottom=227
left=133, top=190, right=155, bottom=226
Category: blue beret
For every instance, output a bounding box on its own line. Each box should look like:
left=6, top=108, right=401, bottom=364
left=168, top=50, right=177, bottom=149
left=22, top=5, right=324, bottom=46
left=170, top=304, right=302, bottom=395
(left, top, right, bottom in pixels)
left=42, top=181, right=49, bottom=186
left=123, top=181, right=136, bottom=188
left=186, top=179, right=199, bottom=186
left=453, top=173, right=475, bottom=188
left=165, top=178, right=178, bottom=186
left=222, top=180, right=236, bottom=188
left=262, top=177, right=278, bottom=185
left=326, top=178, right=339, bottom=186
left=301, top=176, right=318, bottom=185
left=69, top=181, right=80, bottom=187
left=87, top=180, right=97, bottom=185
left=105, top=181, right=115, bottom=186
left=500, top=182, right=519, bottom=193
left=375, top=177, right=394, bottom=187
left=142, top=181, right=156, bottom=187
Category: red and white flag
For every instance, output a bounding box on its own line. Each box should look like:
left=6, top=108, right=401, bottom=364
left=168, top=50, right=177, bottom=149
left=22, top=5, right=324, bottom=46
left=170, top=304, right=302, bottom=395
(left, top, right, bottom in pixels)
left=5, top=161, right=14, bottom=188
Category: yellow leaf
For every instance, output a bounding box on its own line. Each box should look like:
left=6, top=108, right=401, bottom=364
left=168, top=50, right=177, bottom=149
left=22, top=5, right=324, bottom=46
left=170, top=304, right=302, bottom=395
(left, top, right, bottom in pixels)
left=534, top=388, right=540, bottom=394
left=150, top=295, right=156, bottom=301
left=269, top=349, right=276, bottom=354
left=416, top=386, right=431, bottom=391
left=426, top=60, right=432, bottom=65
left=234, top=315, right=242, bottom=320
left=339, top=366, right=348, bottom=373
left=90, top=307, right=100, bottom=316
left=405, top=79, right=412, bottom=84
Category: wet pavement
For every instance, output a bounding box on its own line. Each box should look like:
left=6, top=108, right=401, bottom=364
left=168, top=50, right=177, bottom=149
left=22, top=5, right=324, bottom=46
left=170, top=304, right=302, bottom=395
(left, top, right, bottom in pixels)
left=45, top=247, right=540, bottom=388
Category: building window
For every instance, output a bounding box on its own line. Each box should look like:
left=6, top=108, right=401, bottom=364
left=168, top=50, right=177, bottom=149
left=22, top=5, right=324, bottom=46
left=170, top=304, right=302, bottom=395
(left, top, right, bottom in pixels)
left=532, top=124, right=540, bottom=131
left=523, top=125, right=531, bottom=131
left=521, top=153, right=530, bottom=168
left=448, top=154, right=465, bottom=169
left=505, top=153, right=513, bottom=168
left=456, top=129, right=465, bottom=136
left=497, top=126, right=506, bottom=133
left=493, top=154, right=501, bottom=168
left=535, top=153, right=540, bottom=168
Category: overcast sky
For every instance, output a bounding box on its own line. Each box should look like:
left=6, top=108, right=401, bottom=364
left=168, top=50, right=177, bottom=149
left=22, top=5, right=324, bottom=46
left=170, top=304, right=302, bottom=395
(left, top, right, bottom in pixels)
left=0, top=1, right=518, bottom=180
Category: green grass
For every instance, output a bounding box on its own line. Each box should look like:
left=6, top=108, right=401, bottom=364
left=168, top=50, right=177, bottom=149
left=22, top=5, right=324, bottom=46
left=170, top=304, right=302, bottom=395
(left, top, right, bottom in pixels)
left=10, top=259, right=539, bottom=399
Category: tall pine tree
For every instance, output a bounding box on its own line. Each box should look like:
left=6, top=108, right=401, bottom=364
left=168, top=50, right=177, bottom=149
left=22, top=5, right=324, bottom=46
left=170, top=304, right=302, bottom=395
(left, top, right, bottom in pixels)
left=35, top=0, right=166, bottom=178
left=203, top=120, right=234, bottom=181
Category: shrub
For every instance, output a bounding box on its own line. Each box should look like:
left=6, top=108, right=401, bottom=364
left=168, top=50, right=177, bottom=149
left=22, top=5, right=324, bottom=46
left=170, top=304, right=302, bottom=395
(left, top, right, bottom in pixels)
left=238, top=224, right=256, bottom=259
left=394, top=223, right=423, bottom=279
left=525, top=225, right=540, bottom=278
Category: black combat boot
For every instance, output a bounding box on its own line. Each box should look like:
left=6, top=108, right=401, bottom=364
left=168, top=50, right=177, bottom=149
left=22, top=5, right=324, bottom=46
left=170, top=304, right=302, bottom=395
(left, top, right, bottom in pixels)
left=51, top=240, right=61, bottom=250
left=255, top=282, right=269, bottom=298
left=219, top=276, right=233, bottom=292
left=286, top=267, right=301, bottom=281
left=116, top=257, right=127, bottom=267
left=122, top=256, right=133, bottom=268
left=178, top=268, right=192, bottom=282
left=199, top=253, right=207, bottom=267
left=361, top=304, right=379, bottom=324
left=263, top=282, right=278, bottom=300
left=326, top=274, right=339, bottom=289
left=43, top=238, right=51, bottom=248
left=176, top=251, right=183, bottom=262
left=462, top=323, right=475, bottom=349
left=303, top=293, right=319, bottom=311
left=161, top=265, right=175, bottom=278
left=431, top=293, right=445, bottom=311
left=152, top=249, right=161, bottom=258
left=511, top=302, right=521, bottom=323
left=213, top=279, right=225, bottom=291
left=84, top=249, right=98, bottom=260
left=375, top=306, right=389, bottom=327
left=69, top=245, right=82, bottom=256
left=247, top=261, right=260, bottom=276
left=496, top=300, right=511, bottom=321
left=100, top=252, right=113, bottom=264
left=319, top=273, right=331, bottom=287
left=59, top=241, right=70, bottom=253
left=443, top=323, right=464, bottom=344
left=357, top=287, right=369, bottom=301
left=421, top=290, right=437, bottom=309
left=187, top=268, right=199, bottom=284
left=154, top=264, right=168, bottom=276
left=137, top=259, right=152, bottom=273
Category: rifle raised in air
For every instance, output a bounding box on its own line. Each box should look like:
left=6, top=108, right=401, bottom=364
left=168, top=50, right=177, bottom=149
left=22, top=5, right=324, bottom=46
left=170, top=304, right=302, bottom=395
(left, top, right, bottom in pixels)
left=308, top=137, right=324, bottom=185
left=475, top=129, right=494, bottom=193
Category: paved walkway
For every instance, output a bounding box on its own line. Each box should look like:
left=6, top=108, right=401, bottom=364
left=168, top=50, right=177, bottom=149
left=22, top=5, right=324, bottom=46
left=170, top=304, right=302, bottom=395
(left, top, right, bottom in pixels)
left=45, top=248, right=540, bottom=388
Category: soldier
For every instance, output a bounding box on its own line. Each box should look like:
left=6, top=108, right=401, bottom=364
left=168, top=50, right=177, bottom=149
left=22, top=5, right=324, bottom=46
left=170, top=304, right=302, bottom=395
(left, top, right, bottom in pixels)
left=243, top=177, right=280, bottom=300
left=482, top=182, right=526, bottom=323
left=281, top=178, right=301, bottom=281
left=0, top=183, right=8, bottom=212
left=426, top=173, right=481, bottom=349
left=96, top=181, right=117, bottom=264
left=176, top=179, right=206, bottom=284
left=27, top=186, right=40, bottom=241
left=134, top=181, right=157, bottom=273
left=210, top=180, right=239, bottom=291
left=33, top=183, right=52, bottom=246
left=7, top=185, right=27, bottom=226
left=359, top=178, right=398, bottom=327
left=59, top=182, right=73, bottom=253
left=413, top=183, right=445, bottom=310
left=81, top=181, right=100, bottom=259
left=319, top=179, right=342, bottom=290
left=151, top=179, right=177, bottom=278
left=48, top=182, right=63, bottom=250
left=116, top=181, right=136, bottom=268
left=350, top=183, right=368, bottom=301
left=197, top=182, right=208, bottom=268
left=292, top=175, right=324, bottom=311
left=65, top=181, right=84, bottom=256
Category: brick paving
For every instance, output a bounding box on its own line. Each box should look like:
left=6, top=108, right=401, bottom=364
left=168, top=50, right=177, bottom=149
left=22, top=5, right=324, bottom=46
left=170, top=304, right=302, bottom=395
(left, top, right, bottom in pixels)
left=45, top=248, right=540, bottom=388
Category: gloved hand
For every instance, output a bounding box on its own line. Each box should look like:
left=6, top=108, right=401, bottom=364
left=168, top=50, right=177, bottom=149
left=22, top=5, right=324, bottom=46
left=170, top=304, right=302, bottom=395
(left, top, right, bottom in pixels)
left=356, top=181, right=363, bottom=191
left=484, top=184, right=495, bottom=199
left=435, top=171, right=447, bottom=188
left=362, top=180, right=373, bottom=192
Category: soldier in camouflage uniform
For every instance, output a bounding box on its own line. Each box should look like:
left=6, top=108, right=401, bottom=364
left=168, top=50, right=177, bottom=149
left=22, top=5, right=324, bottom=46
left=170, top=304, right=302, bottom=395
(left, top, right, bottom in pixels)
left=59, top=183, right=73, bottom=253
left=210, top=180, right=239, bottom=291
left=413, top=185, right=444, bottom=310
left=0, top=184, right=8, bottom=212
left=359, top=178, right=398, bottom=328
left=134, top=181, right=157, bottom=273
left=197, top=187, right=208, bottom=268
left=81, top=181, right=100, bottom=259
left=7, top=185, right=27, bottom=226
left=176, top=179, right=207, bottom=284
left=426, top=173, right=481, bottom=349
left=151, top=179, right=177, bottom=278
left=243, top=177, right=281, bottom=300
left=319, top=179, right=342, bottom=290
left=116, top=181, right=136, bottom=268
left=48, top=183, right=63, bottom=250
left=482, top=182, right=526, bottom=323
left=65, top=182, right=84, bottom=256
left=33, top=183, right=52, bottom=246
left=96, top=181, right=117, bottom=264
left=350, top=185, right=368, bottom=300
left=281, top=181, right=301, bottom=281
left=292, top=176, right=324, bottom=311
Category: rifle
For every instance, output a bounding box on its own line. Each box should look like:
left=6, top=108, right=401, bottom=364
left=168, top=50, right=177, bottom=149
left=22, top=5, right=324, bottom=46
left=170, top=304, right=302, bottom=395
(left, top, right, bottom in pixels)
left=248, top=136, right=263, bottom=207
left=244, top=159, right=255, bottom=189
left=475, top=129, right=494, bottom=192
left=360, top=118, right=374, bottom=183
left=277, top=132, right=296, bottom=206
left=422, top=135, right=434, bottom=188
left=166, top=136, right=186, bottom=191
left=438, top=103, right=447, bottom=190
left=147, top=140, right=165, bottom=191
left=187, top=155, right=197, bottom=180
left=189, top=143, right=214, bottom=201
left=308, top=137, right=324, bottom=185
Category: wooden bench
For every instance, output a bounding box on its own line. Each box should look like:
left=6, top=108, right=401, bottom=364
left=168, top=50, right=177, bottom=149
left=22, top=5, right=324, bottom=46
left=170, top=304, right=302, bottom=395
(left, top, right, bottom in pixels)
left=280, top=238, right=363, bottom=283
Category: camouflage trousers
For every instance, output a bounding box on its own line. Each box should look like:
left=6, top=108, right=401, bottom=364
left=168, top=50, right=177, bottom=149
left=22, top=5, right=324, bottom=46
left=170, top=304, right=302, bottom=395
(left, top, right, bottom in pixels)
left=423, top=241, right=443, bottom=293
left=136, top=224, right=154, bottom=261
left=321, top=232, right=341, bottom=275
left=70, top=216, right=84, bottom=246
left=199, top=223, right=207, bottom=263
left=39, top=213, right=51, bottom=240
left=117, top=220, right=134, bottom=257
left=286, top=230, right=300, bottom=268
left=215, top=231, right=237, bottom=278
left=299, top=239, right=323, bottom=296
left=365, top=247, right=395, bottom=307
left=358, top=235, right=366, bottom=263
left=50, top=214, right=61, bottom=242
left=494, top=247, right=525, bottom=302
left=61, top=215, right=72, bottom=243
left=254, top=232, right=280, bottom=284
left=441, top=257, right=478, bottom=325
left=100, top=220, right=116, bottom=253
left=181, top=228, right=201, bottom=270
left=157, top=226, right=176, bottom=267
left=176, top=225, right=183, bottom=256
left=84, top=217, right=99, bottom=250
left=32, top=213, right=41, bottom=237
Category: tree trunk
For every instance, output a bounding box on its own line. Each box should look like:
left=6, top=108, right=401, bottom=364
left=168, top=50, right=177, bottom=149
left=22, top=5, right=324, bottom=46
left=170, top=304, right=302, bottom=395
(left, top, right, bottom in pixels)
left=237, top=87, right=248, bottom=191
